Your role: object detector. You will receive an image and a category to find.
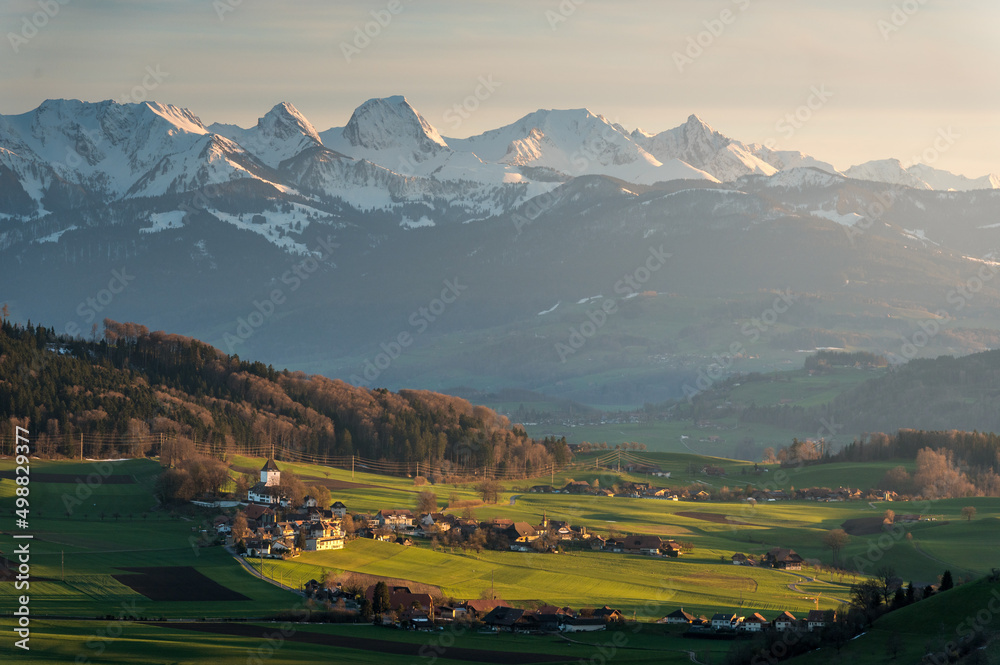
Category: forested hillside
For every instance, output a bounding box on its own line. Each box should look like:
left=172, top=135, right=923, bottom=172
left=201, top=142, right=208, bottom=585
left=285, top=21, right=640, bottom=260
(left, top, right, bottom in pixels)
left=0, top=318, right=569, bottom=474
left=737, top=349, right=1000, bottom=436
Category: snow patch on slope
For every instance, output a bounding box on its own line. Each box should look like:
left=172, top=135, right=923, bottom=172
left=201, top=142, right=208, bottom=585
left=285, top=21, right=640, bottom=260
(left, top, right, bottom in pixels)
left=140, top=211, right=186, bottom=233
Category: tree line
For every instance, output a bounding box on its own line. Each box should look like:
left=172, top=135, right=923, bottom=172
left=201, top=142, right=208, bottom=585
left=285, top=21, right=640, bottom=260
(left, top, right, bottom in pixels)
left=0, top=318, right=569, bottom=474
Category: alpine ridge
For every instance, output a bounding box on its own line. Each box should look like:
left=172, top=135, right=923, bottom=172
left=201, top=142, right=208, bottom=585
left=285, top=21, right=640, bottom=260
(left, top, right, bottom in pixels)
left=3, top=94, right=1000, bottom=405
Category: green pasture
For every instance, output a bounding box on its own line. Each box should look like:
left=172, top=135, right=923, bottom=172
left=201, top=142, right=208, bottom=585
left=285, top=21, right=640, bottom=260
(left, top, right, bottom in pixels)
left=0, top=458, right=299, bottom=618
left=788, top=576, right=1000, bottom=665
left=0, top=618, right=736, bottom=664
left=1, top=454, right=997, bottom=665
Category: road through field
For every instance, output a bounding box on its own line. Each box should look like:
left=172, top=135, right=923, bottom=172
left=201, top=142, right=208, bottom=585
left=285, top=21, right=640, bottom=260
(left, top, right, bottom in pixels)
left=776, top=570, right=850, bottom=605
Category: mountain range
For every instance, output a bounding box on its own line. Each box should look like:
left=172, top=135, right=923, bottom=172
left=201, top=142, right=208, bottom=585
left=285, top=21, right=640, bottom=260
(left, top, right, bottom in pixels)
left=3, top=95, right=1000, bottom=407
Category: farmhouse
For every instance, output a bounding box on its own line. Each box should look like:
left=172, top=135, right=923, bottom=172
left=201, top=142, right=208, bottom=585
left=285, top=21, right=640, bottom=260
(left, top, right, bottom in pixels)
left=663, top=608, right=697, bottom=625
left=483, top=606, right=525, bottom=632
left=463, top=598, right=511, bottom=618
left=740, top=613, right=768, bottom=632
left=244, top=504, right=275, bottom=528
left=520, top=611, right=561, bottom=633
left=807, top=609, right=831, bottom=631
left=244, top=537, right=274, bottom=557
left=213, top=515, right=231, bottom=533
left=592, top=606, right=624, bottom=622
left=764, top=547, right=803, bottom=570
left=773, top=611, right=797, bottom=631
left=537, top=605, right=575, bottom=617
left=621, top=535, right=666, bottom=556
left=331, top=501, right=347, bottom=518
left=506, top=522, right=538, bottom=543
left=365, top=585, right=434, bottom=614
left=376, top=509, right=414, bottom=530
left=711, top=613, right=737, bottom=630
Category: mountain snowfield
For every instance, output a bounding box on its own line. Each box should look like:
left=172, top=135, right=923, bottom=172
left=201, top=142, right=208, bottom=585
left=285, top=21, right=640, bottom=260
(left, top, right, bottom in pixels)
left=2, top=95, right=997, bottom=238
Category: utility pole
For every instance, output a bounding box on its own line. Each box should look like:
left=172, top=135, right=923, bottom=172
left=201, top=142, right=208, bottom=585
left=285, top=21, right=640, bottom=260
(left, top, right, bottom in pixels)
left=61, top=550, right=64, bottom=582
left=79, top=433, right=83, bottom=461
left=352, top=456, right=355, bottom=480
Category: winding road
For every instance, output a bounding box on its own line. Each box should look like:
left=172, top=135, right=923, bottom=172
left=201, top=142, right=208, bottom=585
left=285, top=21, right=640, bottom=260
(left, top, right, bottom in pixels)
left=776, top=570, right=851, bottom=605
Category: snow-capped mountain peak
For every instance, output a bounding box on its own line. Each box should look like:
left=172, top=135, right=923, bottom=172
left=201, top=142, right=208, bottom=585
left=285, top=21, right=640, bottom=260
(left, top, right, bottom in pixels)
left=342, top=96, right=448, bottom=152
left=2, top=95, right=998, bottom=237
left=212, top=102, right=325, bottom=168
left=845, top=159, right=931, bottom=190
left=258, top=102, right=322, bottom=146
left=856, top=161, right=1000, bottom=192
left=445, top=107, right=719, bottom=186
left=632, top=113, right=776, bottom=182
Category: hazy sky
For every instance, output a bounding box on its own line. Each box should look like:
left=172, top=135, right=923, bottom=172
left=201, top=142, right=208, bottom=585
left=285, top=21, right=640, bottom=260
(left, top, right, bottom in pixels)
left=3, top=0, right=998, bottom=175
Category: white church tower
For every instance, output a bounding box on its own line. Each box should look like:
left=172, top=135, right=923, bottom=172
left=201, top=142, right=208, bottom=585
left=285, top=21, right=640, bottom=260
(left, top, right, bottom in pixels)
left=261, top=458, right=280, bottom=486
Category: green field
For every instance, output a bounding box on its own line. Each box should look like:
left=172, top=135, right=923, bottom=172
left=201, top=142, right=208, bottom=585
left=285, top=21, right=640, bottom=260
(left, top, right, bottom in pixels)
left=787, top=576, right=1000, bottom=665
left=0, top=459, right=300, bottom=619
left=0, top=619, right=736, bottom=664
left=2, top=455, right=999, bottom=663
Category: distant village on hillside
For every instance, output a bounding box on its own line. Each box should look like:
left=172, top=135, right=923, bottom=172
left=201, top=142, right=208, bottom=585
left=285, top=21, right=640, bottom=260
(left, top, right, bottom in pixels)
left=203, top=458, right=863, bottom=634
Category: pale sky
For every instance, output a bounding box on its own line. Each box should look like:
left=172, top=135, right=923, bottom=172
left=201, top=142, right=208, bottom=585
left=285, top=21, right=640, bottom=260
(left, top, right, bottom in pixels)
left=3, top=0, right=998, bottom=176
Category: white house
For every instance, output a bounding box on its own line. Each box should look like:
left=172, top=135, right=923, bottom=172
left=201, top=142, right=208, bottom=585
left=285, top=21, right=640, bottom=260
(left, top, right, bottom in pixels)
left=773, top=611, right=797, bottom=631
left=663, top=609, right=696, bottom=625
left=711, top=613, right=737, bottom=630
left=807, top=610, right=830, bottom=631
left=307, top=535, right=345, bottom=551
left=740, top=613, right=768, bottom=632
left=376, top=509, right=414, bottom=529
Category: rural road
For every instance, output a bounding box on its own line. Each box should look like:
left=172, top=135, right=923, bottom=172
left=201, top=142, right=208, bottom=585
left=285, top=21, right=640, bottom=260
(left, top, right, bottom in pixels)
left=230, top=549, right=303, bottom=594
left=909, top=540, right=978, bottom=579
left=778, top=571, right=850, bottom=605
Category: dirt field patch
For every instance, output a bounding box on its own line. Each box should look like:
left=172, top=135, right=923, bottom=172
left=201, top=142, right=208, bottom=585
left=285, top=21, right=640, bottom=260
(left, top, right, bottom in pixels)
left=676, top=511, right=764, bottom=527
left=148, top=622, right=567, bottom=663
left=113, top=566, right=250, bottom=601
left=840, top=516, right=885, bottom=536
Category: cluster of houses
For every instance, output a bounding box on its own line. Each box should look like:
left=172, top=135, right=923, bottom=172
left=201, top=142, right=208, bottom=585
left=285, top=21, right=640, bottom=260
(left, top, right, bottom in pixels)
left=227, top=459, right=693, bottom=560
left=221, top=459, right=350, bottom=557
left=528, top=480, right=712, bottom=502
left=300, top=580, right=621, bottom=633
left=749, top=486, right=900, bottom=503
left=662, top=608, right=834, bottom=633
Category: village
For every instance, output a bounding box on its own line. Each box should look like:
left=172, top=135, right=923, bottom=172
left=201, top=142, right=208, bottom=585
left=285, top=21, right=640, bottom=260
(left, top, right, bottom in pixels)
left=206, top=458, right=851, bottom=636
